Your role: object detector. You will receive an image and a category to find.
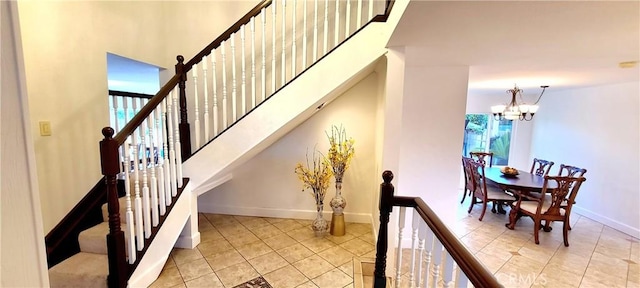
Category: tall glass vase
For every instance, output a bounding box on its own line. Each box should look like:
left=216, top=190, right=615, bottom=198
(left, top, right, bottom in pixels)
left=312, top=203, right=328, bottom=237
left=330, top=177, right=347, bottom=236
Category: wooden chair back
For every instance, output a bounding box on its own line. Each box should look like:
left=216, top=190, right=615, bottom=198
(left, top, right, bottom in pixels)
left=530, top=158, right=554, bottom=176
left=540, top=176, right=586, bottom=216
left=558, top=164, right=587, bottom=178
left=470, top=152, right=493, bottom=167
left=468, top=160, right=488, bottom=199
left=462, top=156, right=475, bottom=193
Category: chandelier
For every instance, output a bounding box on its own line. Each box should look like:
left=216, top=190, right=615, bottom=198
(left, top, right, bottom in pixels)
left=491, top=85, right=549, bottom=121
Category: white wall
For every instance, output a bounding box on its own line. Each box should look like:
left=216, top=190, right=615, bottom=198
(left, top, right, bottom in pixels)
left=198, top=72, right=382, bottom=222
left=530, top=82, right=640, bottom=237
left=397, top=58, right=469, bottom=224
left=1, top=1, right=49, bottom=285
left=17, top=1, right=257, bottom=232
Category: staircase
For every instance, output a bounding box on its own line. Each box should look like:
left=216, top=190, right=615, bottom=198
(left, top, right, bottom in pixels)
left=46, top=1, right=403, bottom=287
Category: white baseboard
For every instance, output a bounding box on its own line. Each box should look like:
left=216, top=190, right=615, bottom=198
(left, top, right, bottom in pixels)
left=573, top=205, right=640, bottom=239
left=175, top=232, right=201, bottom=249
left=198, top=202, right=372, bottom=223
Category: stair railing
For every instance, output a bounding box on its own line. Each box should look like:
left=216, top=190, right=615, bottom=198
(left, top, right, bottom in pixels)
left=373, top=171, right=503, bottom=288
left=99, top=1, right=395, bottom=287
left=184, top=0, right=391, bottom=153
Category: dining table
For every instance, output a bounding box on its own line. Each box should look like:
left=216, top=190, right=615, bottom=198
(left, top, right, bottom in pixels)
left=483, top=167, right=557, bottom=229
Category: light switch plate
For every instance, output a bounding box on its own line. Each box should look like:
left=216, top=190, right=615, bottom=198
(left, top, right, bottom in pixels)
left=39, top=121, right=52, bottom=136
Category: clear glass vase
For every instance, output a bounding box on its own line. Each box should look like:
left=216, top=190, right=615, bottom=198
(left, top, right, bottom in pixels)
left=312, top=203, right=328, bottom=237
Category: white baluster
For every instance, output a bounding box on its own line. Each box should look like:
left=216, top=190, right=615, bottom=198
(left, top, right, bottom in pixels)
left=111, top=95, right=119, bottom=133
left=409, top=209, right=420, bottom=287
left=211, top=52, right=219, bottom=136
left=162, top=99, right=173, bottom=205
left=416, top=220, right=427, bottom=287
left=334, top=0, right=339, bottom=47
left=313, top=0, right=318, bottom=62
left=147, top=113, right=159, bottom=226
left=202, top=55, right=209, bottom=142
left=457, top=273, right=469, bottom=288
left=122, top=96, right=130, bottom=123
left=130, top=102, right=144, bottom=249
left=271, top=1, right=276, bottom=94
left=368, top=0, right=373, bottom=20
left=323, top=0, right=328, bottom=54
left=250, top=17, right=256, bottom=108
left=423, top=229, right=434, bottom=288
left=221, top=42, right=228, bottom=128
left=154, top=108, right=166, bottom=215
left=395, top=207, right=406, bottom=288
left=231, top=35, right=237, bottom=122
left=240, top=26, right=246, bottom=116
left=291, top=0, right=296, bottom=76
left=302, top=0, right=307, bottom=69
left=173, top=91, right=184, bottom=188
left=345, top=0, right=351, bottom=38
left=166, top=93, right=177, bottom=198
left=192, top=65, right=200, bottom=148
left=281, top=0, right=286, bottom=86
left=122, top=141, right=136, bottom=263
left=443, top=252, right=455, bottom=288
left=261, top=9, right=266, bottom=101
left=431, top=239, right=443, bottom=288
left=357, top=0, right=363, bottom=28
left=139, top=107, right=151, bottom=238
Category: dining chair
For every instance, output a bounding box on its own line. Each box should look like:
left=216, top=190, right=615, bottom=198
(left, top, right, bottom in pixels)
left=509, top=175, right=586, bottom=246
left=530, top=158, right=555, bottom=176
left=558, top=164, right=587, bottom=177
left=460, top=156, right=475, bottom=204
left=470, top=152, right=494, bottom=167
left=555, top=164, right=587, bottom=230
left=467, top=160, right=515, bottom=221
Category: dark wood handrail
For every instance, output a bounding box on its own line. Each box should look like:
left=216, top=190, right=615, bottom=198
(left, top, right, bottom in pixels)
left=183, top=0, right=272, bottom=71
left=372, top=0, right=395, bottom=22
left=108, top=90, right=154, bottom=99
left=374, top=171, right=502, bottom=288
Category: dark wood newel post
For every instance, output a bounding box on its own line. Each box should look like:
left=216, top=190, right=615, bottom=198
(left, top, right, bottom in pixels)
left=100, top=127, right=128, bottom=288
left=374, top=170, right=394, bottom=288
left=175, top=55, right=192, bottom=160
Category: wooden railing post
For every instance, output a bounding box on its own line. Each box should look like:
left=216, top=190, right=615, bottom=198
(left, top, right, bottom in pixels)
left=175, top=55, right=192, bottom=160
left=374, top=170, right=394, bottom=288
left=100, top=127, right=128, bottom=288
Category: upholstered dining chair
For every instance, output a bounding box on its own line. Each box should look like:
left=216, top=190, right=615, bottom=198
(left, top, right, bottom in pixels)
left=555, top=164, right=587, bottom=230
left=530, top=158, right=555, bottom=176
left=467, top=160, right=515, bottom=221
left=470, top=152, right=494, bottom=167
left=460, top=156, right=475, bottom=204
left=509, top=175, right=586, bottom=246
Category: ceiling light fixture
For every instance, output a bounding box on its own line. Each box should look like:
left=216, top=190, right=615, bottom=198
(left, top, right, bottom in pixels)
left=491, top=85, right=548, bottom=121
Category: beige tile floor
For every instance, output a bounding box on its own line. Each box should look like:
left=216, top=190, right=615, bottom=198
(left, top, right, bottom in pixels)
left=451, top=192, right=639, bottom=288
left=150, top=213, right=376, bottom=288
left=151, top=193, right=639, bottom=288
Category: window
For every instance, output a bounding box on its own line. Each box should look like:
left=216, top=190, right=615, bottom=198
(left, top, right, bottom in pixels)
left=462, top=114, right=513, bottom=166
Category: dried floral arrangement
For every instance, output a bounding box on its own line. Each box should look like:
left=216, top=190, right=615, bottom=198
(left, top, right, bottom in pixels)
left=326, top=125, right=355, bottom=182
left=294, top=149, right=333, bottom=205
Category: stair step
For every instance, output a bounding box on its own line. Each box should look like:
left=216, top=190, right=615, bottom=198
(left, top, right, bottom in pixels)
left=48, top=252, right=108, bottom=288
left=101, top=196, right=134, bottom=223
left=79, top=222, right=131, bottom=255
